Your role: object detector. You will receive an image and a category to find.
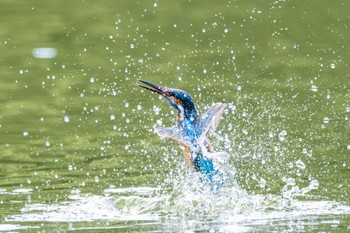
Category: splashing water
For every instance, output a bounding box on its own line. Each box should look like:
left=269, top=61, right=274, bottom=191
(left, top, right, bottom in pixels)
left=5, top=152, right=350, bottom=232
left=4, top=99, right=350, bottom=231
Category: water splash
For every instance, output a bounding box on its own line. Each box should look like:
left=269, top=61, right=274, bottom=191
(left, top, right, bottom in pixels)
left=6, top=180, right=350, bottom=232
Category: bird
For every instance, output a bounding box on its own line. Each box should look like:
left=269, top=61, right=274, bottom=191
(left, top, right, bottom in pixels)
left=138, top=80, right=227, bottom=190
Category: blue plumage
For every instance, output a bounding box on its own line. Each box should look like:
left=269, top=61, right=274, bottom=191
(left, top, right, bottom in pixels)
left=138, top=80, right=226, bottom=190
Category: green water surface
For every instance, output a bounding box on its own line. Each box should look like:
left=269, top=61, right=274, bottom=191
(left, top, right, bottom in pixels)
left=0, top=0, right=349, bottom=232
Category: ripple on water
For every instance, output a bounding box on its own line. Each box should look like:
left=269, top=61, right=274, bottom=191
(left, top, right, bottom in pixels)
left=5, top=164, right=350, bottom=232
left=3, top=153, right=350, bottom=231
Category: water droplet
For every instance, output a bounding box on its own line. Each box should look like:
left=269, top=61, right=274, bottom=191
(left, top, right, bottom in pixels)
left=153, top=2, right=157, bottom=7
left=137, top=104, right=142, bottom=110
left=286, top=177, right=295, bottom=186
left=330, top=63, right=335, bottom=69
left=64, top=116, right=70, bottom=123
left=309, top=180, right=319, bottom=189
left=203, top=69, right=207, bottom=74
left=296, top=159, right=306, bottom=169
left=110, top=115, right=115, bottom=121
left=311, top=85, right=318, bottom=92
left=90, top=77, right=95, bottom=83
left=323, top=117, right=329, bottom=124
left=259, top=178, right=266, bottom=188
left=23, top=131, right=29, bottom=136
left=130, top=44, right=135, bottom=49
left=278, top=130, right=287, bottom=141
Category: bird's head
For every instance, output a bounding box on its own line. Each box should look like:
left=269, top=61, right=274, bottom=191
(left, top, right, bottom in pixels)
left=138, top=80, right=198, bottom=122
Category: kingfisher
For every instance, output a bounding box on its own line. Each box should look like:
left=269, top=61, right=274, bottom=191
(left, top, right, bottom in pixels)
left=138, top=80, right=227, bottom=190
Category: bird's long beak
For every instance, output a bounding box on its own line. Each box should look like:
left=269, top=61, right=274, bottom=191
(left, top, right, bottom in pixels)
left=138, top=80, right=184, bottom=113
left=138, top=80, right=169, bottom=98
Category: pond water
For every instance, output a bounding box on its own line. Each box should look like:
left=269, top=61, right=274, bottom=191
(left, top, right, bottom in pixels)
left=0, top=0, right=349, bottom=232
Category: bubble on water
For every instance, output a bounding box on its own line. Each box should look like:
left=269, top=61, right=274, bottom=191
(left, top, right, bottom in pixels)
left=23, top=131, right=29, bottom=136
left=110, top=115, right=115, bottom=121
left=347, top=145, right=350, bottom=150
left=45, top=141, right=50, bottom=147
left=224, top=28, right=228, bottom=33
left=94, top=176, right=99, bottom=183
left=330, top=63, right=335, bottom=69
left=90, top=77, right=95, bottom=83
left=323, top=117, right=329, bottom=124
left=153, top=2, right=157, bottom=7
left=137, top=104, right=142, bottom=110
left=125, top=102, right=129, bottom=108
left=203, top=69, right=207, bottom=74
left=64, top=116, right=70, bottom=123
left=296, top=159, right=306, bottom=170
left=130, top=44, right=135, bottom=49
left=68, top=165, right=73, bottom=171
left=311, top=85, right=318, bottom=92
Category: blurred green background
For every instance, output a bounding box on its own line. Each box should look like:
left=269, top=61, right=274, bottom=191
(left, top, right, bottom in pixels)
left=0, top=0, right=349, bottom=231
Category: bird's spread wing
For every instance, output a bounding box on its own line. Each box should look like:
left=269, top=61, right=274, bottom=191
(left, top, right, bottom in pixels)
left=197, top=103, right=227, bottom=138
left=155, top=127, right=192, bottom=148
